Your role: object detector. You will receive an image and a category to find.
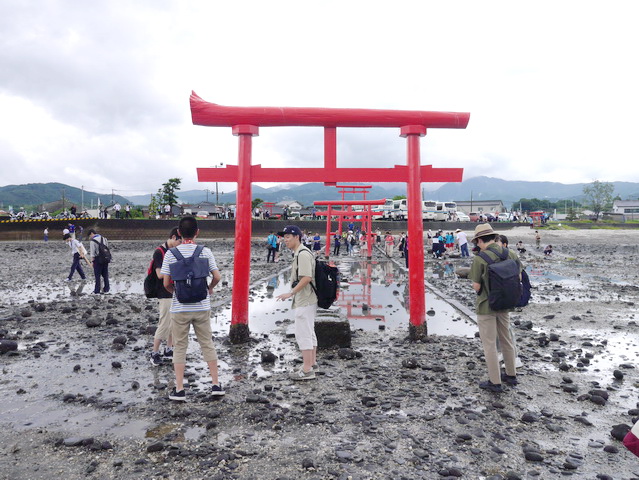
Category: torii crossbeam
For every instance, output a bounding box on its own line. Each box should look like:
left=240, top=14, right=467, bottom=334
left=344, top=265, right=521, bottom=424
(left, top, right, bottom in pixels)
left=192, top=93, right=468, bottom=342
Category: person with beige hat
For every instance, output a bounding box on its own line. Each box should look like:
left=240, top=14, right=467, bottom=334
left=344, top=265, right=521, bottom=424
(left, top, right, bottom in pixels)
left=469, top=223, right=523, bottom=393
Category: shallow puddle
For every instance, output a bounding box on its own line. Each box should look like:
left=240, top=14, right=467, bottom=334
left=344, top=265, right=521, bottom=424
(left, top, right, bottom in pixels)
left=229, top=258, right=477, bottom=338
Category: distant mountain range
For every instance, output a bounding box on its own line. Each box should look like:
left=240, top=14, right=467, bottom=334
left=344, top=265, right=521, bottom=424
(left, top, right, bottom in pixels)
left=0, top=183, right=130, bottom=209
left=3, top=177, right=638, bottom=209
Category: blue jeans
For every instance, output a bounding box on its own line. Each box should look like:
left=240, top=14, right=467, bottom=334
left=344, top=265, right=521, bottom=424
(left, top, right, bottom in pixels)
left=93, top=261, right=110, bottom=293
left=460, top=243, right=469, bottom=257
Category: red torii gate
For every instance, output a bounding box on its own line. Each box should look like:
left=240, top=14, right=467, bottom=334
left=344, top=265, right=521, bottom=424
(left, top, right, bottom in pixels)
left=314, top=199, right=384, bottom=258
left=333, top=184, right=373, bottom=238
left=260, top=201, right=275, bottom=217
left=192, top=93, right=468, bottom=342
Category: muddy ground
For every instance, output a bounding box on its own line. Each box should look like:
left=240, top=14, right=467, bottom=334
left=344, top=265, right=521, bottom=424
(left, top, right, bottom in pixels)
left=1, top=227, right=639, bottom=480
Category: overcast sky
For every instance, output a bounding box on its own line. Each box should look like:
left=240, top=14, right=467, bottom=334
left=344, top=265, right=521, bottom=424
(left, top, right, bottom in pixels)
left=1, top=1, right=638, bottom=198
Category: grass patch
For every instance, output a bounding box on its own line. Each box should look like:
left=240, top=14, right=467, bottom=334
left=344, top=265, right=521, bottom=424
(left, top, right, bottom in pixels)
left=546, top=224, right=578, bottom=231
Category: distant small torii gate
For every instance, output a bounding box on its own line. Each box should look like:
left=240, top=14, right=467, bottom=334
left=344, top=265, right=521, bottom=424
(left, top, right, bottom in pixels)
left=192, top=93, right=468, bottom=342
left=314, top=199, right=384, bottom=258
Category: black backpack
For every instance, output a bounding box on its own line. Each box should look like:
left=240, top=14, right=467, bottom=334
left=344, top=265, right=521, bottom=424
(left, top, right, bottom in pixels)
left=92, top=237, right=112, bottom=264
left=517, top=269, right=532, bottom=308
left=477, top=247, right=522, bottom=311
left=298, top=250, right=340, bottom=309
left=143, top=246, right=165, bottom=299
left=168, top=245, right=210, bottom=304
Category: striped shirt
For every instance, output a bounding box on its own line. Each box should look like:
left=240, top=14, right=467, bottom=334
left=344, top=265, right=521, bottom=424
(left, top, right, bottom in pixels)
left=160, top=243, right=218, bottom=313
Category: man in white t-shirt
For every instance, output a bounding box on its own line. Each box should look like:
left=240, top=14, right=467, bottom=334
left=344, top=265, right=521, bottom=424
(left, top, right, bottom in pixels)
left=456, top=228, right=469, bottom=258
left=161, top=216, right=224, bottom=401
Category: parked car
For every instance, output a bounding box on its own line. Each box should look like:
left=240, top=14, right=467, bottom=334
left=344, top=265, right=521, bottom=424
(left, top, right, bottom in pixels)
left=484, top=213, right=496, bottom=222
left=196, top=211, right=209, bottom=219
left=498, top=213, right=510, bottom=222
left=468, top=212, right=479, bottom=222
left=456, top=212, right=470, bottom=222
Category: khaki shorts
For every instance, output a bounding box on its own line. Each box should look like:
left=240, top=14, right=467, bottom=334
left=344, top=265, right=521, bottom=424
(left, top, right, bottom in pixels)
left=171, top=310, right=218, bottom=364
left=154, top=298, right=172, bottom=341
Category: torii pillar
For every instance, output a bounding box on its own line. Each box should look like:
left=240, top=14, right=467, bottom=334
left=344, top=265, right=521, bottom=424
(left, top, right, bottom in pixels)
left=191, top=93, right=469, bottom=342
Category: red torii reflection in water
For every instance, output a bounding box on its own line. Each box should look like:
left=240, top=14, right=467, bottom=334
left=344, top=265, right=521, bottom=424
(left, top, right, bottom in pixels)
left=336, top=262, right=385, bottom=323
left=191, top=93, right=468, bottom=342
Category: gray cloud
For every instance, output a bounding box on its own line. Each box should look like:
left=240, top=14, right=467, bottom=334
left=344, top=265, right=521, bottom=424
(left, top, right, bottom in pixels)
left=0, top=1, right=182, bottom=134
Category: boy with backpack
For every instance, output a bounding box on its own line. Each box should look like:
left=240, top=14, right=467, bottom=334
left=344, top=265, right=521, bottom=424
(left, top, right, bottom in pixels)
left=160, top=216, right=224, bottom=400
left=148, top=227, right=182, bottom=366
left=276, top=225, right=318, bottom=381
left=469, top=224, right=523, bottom=393
left=87, top=229, right=111, bottom=294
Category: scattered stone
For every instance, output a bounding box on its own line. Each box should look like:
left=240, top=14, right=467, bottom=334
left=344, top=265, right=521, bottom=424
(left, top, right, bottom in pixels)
left=63, top=437, right=88, bottom=447
left=0, top=340, right=18, bottom=354
left=524, top=451, right=544, bottom=462
left=85, top=318, right=101, bottom=328
left=590, top=395, right=607, bottom=406
left=610, top=424, right=631, bottom=441
left=401, top=358, right=419, bottom=369
left=260, top=350, right=277, bottom=363
left=147, top=442, right=164, bottom=453
left=337, top=348, right=358, bottom=360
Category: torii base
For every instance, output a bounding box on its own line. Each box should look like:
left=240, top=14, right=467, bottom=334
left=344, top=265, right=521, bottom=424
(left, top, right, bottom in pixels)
left=409, top=323, right=427, bottom=342
left=229, top=323, right=251, bottom=344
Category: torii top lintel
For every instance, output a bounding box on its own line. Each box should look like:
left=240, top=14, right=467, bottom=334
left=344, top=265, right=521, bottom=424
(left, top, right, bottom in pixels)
left=192, top=93, right=466, bottom=184
left=190, top=92, right=470, bottom=129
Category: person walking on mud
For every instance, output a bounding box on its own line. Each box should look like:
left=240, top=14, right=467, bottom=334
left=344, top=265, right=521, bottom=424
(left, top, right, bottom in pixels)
left=161, top=216, right=224, bottom=400
left=333, top=232, right=341, bottom=256
left=149, top=227, right=182, bottom=366
left=88, top=229, right=110, bottom=294
left=469, top=224, right=522, bottom=393
left=275, top=225, right=318, bottom=381
left=63, top=233, right=89, bottom=281
left=384, top=231, right=395, bottom=257
left=266, top=231, right=278, bottom=263
left=535, top=230, right=541, bottom=249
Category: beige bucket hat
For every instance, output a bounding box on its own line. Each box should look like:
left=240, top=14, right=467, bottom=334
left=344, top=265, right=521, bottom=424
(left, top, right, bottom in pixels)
left=471, top=223, right=496, bottom=242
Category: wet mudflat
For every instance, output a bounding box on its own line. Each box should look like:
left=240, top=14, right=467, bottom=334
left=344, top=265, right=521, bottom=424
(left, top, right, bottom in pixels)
left=1, top=229, right=639, bottom=479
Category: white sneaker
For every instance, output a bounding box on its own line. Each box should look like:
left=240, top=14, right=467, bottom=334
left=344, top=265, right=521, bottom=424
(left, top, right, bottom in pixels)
left=289, top=368, right=316, bottom=381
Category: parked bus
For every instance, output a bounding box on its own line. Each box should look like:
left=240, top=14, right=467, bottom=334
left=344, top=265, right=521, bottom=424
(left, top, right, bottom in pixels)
left=443, top=202, right=457, bottom=214
left=423, top=200, right=447, bottom=221
left=382, top=198, right=395, bottom=220
left=392, top=199, right=407, bottom=220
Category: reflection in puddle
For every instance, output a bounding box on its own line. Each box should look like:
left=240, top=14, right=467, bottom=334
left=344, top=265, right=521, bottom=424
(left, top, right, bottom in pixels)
left=226, top=258, right=477, bottom=338
left=146, top=423, right=206, bottom=442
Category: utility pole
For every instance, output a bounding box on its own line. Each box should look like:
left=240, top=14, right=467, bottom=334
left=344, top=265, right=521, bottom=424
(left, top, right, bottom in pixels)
left=212, top=162, right=223, bottom=206
left=62, top=187, right=65, bottom=212
left=111, top=189, right=114, bottom=204
left=81, top=185, right=84, bottom=211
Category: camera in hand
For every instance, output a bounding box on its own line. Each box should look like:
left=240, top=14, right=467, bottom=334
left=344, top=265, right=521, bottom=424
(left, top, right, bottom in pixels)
left=291, top=280, right=299, bottom=288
